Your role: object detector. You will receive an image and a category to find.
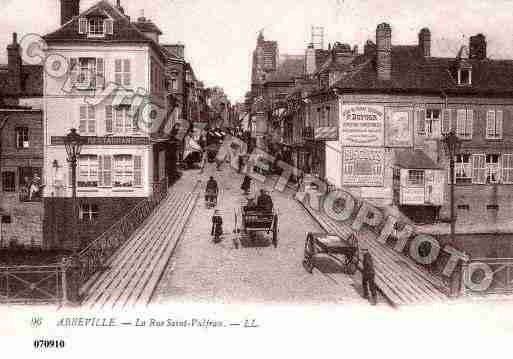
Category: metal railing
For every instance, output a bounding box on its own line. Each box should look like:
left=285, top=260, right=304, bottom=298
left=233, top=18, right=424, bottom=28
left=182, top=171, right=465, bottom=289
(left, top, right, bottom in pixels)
left=77, top=177, right=169, bottom=290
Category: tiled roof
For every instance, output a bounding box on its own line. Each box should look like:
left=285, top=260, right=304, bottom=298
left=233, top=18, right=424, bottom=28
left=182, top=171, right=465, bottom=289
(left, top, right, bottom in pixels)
left=395, top=149, right=442, bottom=169
left=43, top=0, right=166, bottom=61
left=265, top=55, right=305, bottom=83
left=133, top=20, right=163, bottom=35
left=333, top=45, right=513, bottom=95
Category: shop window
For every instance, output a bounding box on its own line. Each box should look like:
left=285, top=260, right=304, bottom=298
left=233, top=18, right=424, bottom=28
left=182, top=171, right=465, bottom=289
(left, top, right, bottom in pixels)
left=2, top=172, right=15, bottom=192
left=455, top=154, right=471, bottom=184
left=80, top=204, right=99, bottom=222
left=408, top=170, right=424, bottom=186
left=486, top=154, right=500, bottom=184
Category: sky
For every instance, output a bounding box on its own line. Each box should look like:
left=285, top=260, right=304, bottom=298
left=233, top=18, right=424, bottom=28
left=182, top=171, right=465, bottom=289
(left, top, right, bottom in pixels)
left=2, top=0, right=513, bottom=102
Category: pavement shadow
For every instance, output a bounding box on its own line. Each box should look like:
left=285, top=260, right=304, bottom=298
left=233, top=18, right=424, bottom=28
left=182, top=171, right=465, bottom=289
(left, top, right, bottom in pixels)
left=311, top=254, right=346, bottom=273
left=239, top=233, right=272, bottom=248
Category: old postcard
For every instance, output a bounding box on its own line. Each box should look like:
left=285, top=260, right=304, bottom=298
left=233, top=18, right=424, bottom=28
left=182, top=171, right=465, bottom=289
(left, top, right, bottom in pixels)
left=0, top=0, right=512, bottom=357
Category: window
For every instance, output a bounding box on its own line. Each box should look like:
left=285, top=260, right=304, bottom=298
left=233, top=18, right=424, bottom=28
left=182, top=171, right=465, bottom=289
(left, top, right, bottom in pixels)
left=456, top=109, right=473, bottom=139
left=80, top=204, right=99, bottom=222
left=114, top=106, right=135, bottom=134
left=88, top=18, right=104, bottom=36
left=458, top=68, right=471, bottom=85
left=408, top=170, right=425, bottom=186
left=15, top=127, right=29, bottom=148
left=502, top=154, right=513, bottom=184
left=70, top=57, right=103, bottom=89
left=457, top=204, right=470, bottom=211
left=171, top=78, right=177, bottom=91
left=79, top=105, right=96, bottom=135
left=425, top=109, right=440, bottom=137
left=113, top=155, right=134, bottom=187
left=486, top=110, right=503, bottom=139
left=2, top=172, right=15, bottom=192
left=115, top=59, right=131, bottom=86
left=19, top=167, right=42, bottom=202
left=455, top=154, right=472, bottom=184
left=486, top=154, right=500, bottom=184
left=77, top=155, right=99, bottom=188
left=486, top=204, right=499, bottom=211
left=1, top=215, right=12, bottom=224
left=472, top=154, right=486, bottom=184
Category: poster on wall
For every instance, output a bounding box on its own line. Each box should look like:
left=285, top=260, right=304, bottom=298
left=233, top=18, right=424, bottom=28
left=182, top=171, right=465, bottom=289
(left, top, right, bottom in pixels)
left=340, top=104, right=384, bottom=147
left=385, top=109, right=413, bottom=147
left=400, top=187, right=425, bottom=205
left=342, top=147, right=384, bottom=187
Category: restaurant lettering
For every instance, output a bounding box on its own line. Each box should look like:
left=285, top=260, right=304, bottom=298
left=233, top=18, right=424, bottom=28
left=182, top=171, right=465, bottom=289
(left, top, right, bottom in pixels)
left=51, top=136, right=151, bottom=146
left=341, top=104, right=384, bottom=147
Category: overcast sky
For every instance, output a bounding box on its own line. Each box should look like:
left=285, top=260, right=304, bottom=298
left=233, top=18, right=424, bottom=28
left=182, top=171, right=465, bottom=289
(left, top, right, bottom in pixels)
left=2, top=0, right=513, bottom=102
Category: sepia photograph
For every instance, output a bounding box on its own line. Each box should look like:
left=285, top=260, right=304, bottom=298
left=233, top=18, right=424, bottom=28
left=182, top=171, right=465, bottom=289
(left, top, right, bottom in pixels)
left=0, top=0, right=513, bottom=357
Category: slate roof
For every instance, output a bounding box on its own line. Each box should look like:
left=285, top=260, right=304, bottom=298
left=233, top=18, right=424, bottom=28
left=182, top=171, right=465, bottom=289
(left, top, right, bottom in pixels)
left=395, top=149, right=442, bottom=169
left=333, top=44, right=513, bottom=95
left=134, top=20, right=163, bottom=35
left=43, top=0, right=166, bottom=61
left=0, top=64, right=43, bottom=97
left=265, top=55, right=305, bottom=83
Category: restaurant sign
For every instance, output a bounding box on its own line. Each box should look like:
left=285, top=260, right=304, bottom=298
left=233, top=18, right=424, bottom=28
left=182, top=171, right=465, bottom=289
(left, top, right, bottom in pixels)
left=342, top=147, right=384, bottom=187
left=340, top=104, right=384, bottom=147
left=51, top=136, right=151, bottom=146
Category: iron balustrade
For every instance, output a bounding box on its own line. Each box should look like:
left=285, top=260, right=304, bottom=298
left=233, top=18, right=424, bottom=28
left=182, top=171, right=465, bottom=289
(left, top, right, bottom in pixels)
left=77, top=178, right=169, bottom=292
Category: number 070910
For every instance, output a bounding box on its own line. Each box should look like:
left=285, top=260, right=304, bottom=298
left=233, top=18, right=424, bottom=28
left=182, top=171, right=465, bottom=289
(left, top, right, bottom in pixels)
left=33, top=339, right=65, bottom=349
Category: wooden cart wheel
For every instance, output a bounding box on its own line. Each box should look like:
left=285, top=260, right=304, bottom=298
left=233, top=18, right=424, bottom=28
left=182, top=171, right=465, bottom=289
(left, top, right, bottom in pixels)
left=346, top=261, right=358, bottom=275
left=272, top=214, right=278, bottom=248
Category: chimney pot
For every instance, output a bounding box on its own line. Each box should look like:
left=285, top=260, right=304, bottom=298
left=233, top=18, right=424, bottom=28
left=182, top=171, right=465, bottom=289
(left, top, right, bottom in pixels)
left=469, top=33, right=487, bottom=60
left=12, top=32, right=17, bottom=45
left=418, top=27, right=431, bottom=57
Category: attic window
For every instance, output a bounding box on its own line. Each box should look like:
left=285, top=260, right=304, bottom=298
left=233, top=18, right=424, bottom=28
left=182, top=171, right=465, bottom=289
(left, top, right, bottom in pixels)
left=458, top=68, right=472, bottom=85
left=79, top=17, right=113, bottom=37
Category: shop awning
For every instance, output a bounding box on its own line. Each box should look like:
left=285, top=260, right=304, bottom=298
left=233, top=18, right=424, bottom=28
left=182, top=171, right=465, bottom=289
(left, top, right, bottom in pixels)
left=395, top=149, right=442, bottom=170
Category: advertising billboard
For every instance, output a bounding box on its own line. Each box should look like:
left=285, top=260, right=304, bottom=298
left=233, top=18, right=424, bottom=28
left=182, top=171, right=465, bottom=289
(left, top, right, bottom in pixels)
left=385, top=108, right=413, bottom=147
left=340, top=105, right=384, bottom=147
left=342, top=147, right=384, bottom=187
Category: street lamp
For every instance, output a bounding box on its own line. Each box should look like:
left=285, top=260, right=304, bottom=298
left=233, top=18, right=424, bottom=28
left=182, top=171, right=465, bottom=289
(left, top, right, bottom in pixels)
left=64, top=128, right=85, bottom=304
left=442, top=130, right=461, bottom=243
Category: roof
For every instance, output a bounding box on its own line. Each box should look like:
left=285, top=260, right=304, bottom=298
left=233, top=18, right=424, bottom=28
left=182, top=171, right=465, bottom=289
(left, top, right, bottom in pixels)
left=133, top=19, right=163, bottom=35
left=333, top=44, right=513, bottom=95
left=395, top=149, right=442, bottom=170
left=43, top=0, right=166, bottom=61
left=0, top=65, right=43, bottom=97
left=265, top=55, right=305, bottom=83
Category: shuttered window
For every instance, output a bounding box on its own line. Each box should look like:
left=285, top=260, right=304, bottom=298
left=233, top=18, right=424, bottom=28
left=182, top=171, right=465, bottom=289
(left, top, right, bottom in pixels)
left=98, top=155, right=112, bottom=187
left=114, top=106, right=133, bottom=134
left=472, top=154, right=486, bottom=184
left=78, top=18, right=88, bottom=34
left=134, top=156, right=143, bottom=187
left=416, top=108, right=425, bottom=135
left=456, top=109, right=473, bottom=139
left=79, top=105, right=96, bottom=135
left=486, top=109, right=503, bottom=139
left=77, top=155, right=99, bottom=188
left=442, top=109, right=451, bottom=134
left=502, top=154, right=513, bottom=184
left=425, top=109, right=440, bottom=138
left=115, top=59, right=131, bottom=86
left=105, top=106, right=113, bottom=133
left=104, top=19, right=114, bottom=35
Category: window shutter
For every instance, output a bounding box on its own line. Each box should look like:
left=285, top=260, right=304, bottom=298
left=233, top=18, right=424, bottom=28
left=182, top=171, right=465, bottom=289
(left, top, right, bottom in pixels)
left=105, top=105, right=113, bottom=133
left=115, top=59, right=122, bottom=85
left=486, top=110, right=495, bottom=138
left=466, top=109, right=473, bottom=139
left=503, top=154, right=513, bottom=184
left=115, top=107, right=122, bottom=133
left=79, top=105, right=87, bottom=133
left=442, top=109, right=450, bottom=134
left=472, top=154, right=485, bottom=184
left=69, top=58, right=78, bottom=86
left=96, top=58, right=104, bottom=89
left=497, top=110, right=503, bottom=139
left=98, top=155, right=104, bottom=187
left=103, top=155, right=112, bottom=187
left=88, top=105, right=96, bottom=133
left=416, top=109, right=425, bottom=135
left=131, top=106, right=139, bottom=132
left=456, top=109, right=466, bottom=137
left=123, top=59, right=131, bottom=86
left=133, top=155, right=142, bottom=187
left=78, top=18, right=88, bottom=34
left=104, top=19, right=113, bottom=35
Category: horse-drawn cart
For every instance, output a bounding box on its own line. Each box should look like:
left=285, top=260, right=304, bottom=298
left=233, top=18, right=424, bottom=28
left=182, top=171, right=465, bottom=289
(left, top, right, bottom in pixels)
left=234, top=205, right=278, bottom=248
left=302, top=232, right=359, bottom=274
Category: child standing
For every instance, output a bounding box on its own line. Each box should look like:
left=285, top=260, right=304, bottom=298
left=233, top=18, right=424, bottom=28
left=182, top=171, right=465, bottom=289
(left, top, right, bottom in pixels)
left=211, top=209, right=223, bottom=243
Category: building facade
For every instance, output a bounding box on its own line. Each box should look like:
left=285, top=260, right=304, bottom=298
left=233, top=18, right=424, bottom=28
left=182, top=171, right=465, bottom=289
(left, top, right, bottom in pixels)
left=42, top=0, right=170, bottom=249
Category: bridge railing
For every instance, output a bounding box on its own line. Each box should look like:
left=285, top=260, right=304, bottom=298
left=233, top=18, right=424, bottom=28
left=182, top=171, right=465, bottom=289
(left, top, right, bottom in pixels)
left=77, top=177, right=169, bottom=292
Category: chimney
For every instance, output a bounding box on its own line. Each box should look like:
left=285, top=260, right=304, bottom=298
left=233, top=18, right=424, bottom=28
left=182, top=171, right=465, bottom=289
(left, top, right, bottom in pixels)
left=418, top=28, right=431, bottom=57
left=376, top=23, right=392, bottom=81
left=60, top=0, right=80, bottom=25
left=7, top=32, right=22, bottom=95
left=138, top=9, right=146, bottom=22
left=469, top=34, right=487, bottom=60
left=364, top=40, right=376, bottom=57
left=116, top=0, right=125, bottom=14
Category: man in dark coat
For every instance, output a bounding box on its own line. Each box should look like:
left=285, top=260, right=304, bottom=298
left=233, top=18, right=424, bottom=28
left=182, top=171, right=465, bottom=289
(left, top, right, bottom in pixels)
left=241, top=175, right=251, bottom=195
left=362, top=248, right=377, bottom=305
left=205, top=176, right=218, bottom=205
left=256, top=189, right=273, bottom=212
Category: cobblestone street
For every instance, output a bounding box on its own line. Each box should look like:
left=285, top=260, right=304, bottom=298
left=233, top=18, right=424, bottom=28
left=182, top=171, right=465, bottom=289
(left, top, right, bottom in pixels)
left=153, top=162, right=368, bottom=305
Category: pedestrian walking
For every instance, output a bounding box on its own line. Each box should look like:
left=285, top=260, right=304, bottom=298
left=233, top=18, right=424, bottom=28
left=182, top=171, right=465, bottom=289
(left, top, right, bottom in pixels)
left=199, top=150, right=207, bottom=174
left=241, top=174, right=251, bottom=195
left=211, top=209, right=223, bottom=243
left=361, top=247, right=377, bottom=305
left=237, top=155, right=244, bottom=173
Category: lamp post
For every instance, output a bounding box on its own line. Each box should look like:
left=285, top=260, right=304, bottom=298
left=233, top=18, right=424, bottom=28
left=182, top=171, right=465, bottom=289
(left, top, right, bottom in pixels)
left=442, top=130, right=461, bottom=243
left=63, top=128, right=85, bottom=304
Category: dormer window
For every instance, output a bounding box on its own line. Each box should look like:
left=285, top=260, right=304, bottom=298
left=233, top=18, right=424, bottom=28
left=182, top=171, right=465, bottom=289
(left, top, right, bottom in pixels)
left=458, top=68, right=472, bottom=85
left=79, top=17, right=113, bottom=37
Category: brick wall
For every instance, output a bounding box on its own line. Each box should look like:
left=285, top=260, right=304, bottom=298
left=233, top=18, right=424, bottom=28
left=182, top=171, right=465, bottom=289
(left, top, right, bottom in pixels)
left=43, top=197, right=144, bottom=250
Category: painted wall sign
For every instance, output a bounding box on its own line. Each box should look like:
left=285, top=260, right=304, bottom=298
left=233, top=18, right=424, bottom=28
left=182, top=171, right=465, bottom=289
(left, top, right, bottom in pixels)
left=385, top=109, right=413, bottom=147
left=342, top=147, right=384, bottom=187
left=340, top=104, right=384, bottom=147
left=51, top=136, right=151, bottom=146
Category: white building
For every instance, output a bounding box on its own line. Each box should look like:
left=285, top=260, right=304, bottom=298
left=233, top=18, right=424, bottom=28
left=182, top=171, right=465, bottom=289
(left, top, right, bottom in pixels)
left=42, top=0, right=170, bottom=248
